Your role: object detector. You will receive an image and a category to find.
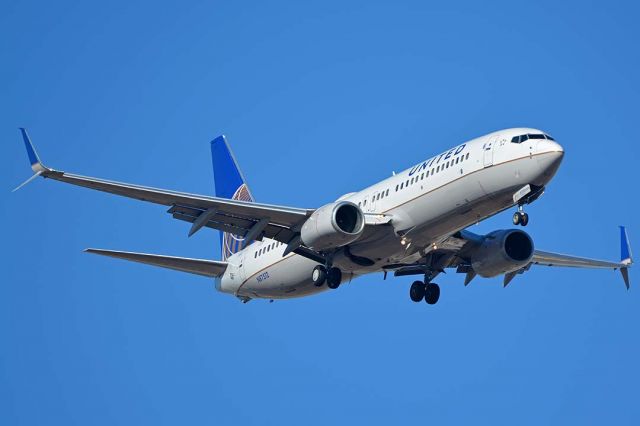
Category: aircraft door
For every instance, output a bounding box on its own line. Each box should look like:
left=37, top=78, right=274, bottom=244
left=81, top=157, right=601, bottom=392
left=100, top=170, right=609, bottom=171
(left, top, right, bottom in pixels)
left=368, top=191, right=378, bottom=213
left=227, top=250, right=247, bottom=284
left=483, top=136, right=497, bottom=167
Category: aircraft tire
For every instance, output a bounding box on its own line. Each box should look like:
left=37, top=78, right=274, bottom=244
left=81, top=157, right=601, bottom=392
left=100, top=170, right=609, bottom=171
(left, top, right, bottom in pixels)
left=312, top=265, right=327, bottom=287
left=409, top=281, right=425, bottom=302
left=326, top=267, right=342, bottom=289
left=425, top=283, right=440, bottom=305
left=512, top=212, right=521, bottom=225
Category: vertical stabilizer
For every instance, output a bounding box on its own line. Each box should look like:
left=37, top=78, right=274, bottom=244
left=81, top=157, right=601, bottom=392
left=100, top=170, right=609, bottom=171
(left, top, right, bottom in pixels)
left=211, top=136, right=254, bottom=260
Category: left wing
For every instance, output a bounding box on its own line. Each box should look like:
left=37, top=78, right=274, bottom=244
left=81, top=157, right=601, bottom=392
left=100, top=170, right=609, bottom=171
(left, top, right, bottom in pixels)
left=16, top=129, right=313, bottom=249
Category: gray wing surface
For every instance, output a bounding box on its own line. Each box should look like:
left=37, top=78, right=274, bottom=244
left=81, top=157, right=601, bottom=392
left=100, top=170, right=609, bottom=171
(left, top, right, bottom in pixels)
left=85, top=249, right=228, bottom=277
left=388, top=228, right=632, bottom=288
left=531, top=250, right=626, bottom=269
left=17, top=129, right=313, bottom=246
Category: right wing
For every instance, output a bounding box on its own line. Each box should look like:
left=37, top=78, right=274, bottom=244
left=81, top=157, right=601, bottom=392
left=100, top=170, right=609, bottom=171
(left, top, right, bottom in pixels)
left=530, top=226, right=633, bottom=288
left=17, top=129, right=313, bottom=247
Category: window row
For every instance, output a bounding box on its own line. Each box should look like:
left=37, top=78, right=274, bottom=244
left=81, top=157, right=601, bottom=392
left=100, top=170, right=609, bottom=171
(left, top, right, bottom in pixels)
left=395, top=152, right=470, bottom=192
left=254, top=241, right=283, bottom=258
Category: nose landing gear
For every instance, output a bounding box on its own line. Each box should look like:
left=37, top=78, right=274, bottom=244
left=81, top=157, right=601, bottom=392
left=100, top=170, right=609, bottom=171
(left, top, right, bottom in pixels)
left=512, top=206, right=529, bottom=226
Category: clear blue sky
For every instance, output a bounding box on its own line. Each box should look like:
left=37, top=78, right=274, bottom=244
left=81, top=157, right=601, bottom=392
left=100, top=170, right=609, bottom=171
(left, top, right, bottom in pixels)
left=2, top=1, right=639, bottom=424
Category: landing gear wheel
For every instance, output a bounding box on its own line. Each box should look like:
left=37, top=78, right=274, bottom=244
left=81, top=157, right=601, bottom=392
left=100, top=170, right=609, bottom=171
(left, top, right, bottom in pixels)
left=512, top=211, right=529, bottom=227
left=425, top=283, right=440, bottom=305
left=312, top=265, right=327, bottom=287
left=409, top=281, right=426, bottom=302
left=326, top=267, right=342, bottom=289
left=512, top=211, right=521, bottom=225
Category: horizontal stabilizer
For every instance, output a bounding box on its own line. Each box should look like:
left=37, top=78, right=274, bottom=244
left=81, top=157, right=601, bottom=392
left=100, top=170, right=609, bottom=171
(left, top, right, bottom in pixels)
left=85, top=249, right=228, bottom=278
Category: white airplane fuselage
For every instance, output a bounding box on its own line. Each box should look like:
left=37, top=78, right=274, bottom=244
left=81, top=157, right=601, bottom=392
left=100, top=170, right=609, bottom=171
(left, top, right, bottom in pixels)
left=218, top=128, right=564, bottom=300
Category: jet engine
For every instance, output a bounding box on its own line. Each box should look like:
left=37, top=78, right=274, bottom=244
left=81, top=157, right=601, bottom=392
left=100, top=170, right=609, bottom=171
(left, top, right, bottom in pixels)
left=300, top=201, right=365, bottom=251
left=470, top=229, right=534, bottom=277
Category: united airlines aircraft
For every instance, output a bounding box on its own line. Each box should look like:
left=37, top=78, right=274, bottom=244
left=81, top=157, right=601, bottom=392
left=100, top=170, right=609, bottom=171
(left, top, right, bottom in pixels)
left=16, top=128, right=632, bottom=305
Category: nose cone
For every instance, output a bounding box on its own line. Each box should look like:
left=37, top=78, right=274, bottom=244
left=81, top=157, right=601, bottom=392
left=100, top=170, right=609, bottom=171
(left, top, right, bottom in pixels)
left=536, top=139, right=564, bottom=155
left=534, top=139, right=564, bottom=185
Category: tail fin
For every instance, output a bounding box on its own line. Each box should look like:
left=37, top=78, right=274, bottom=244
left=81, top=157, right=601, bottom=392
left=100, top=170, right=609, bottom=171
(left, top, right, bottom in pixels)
left=211, top=135, right=254, bottom=261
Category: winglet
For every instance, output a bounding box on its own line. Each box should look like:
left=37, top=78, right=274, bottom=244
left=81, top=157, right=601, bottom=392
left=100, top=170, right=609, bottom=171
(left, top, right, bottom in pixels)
left=619, top=226, right=632, bottom=290
left=620, top=226, right=632, bottom=264
left=14, top=128, right=51, bottom=191
left=19, top=128, right=48, bottom=173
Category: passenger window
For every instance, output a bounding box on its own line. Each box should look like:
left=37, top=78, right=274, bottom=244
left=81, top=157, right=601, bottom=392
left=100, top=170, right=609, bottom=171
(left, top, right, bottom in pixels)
left=436, top=166, right=440, bottom=172
left=465, top=153, right=469, bottom=160
left=455, top=157, right=459, bottom=164
left=385, top=189, right=389, bottom=196
left=376, top=193, right=380, bottom=200
left=363, top=199, right=367, bottom=206
left=400, top=183, right=404, bottom=189
left=395, top=185, right=399, bottom=192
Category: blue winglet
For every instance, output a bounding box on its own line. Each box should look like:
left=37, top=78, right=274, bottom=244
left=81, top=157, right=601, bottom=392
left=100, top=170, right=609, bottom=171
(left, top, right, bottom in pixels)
left=13, top=128, right=50, bottom=191
left=20, top=128, right=40, bottom=166
left=620, top=226, right=632, bottom=263
left=19, top=128, right=48, bottom=173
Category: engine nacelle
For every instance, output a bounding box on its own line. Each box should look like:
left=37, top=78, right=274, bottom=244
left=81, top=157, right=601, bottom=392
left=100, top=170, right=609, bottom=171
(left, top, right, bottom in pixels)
left=300, top=201, right=365, bottom=251
left=470, top=229, right=534, bottom=278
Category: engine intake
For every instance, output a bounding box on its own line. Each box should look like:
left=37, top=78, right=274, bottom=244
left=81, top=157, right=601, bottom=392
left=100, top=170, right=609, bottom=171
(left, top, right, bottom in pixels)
left=300, top=201, right=365, bottom=251
left=470, top=229, right=534, bottom=278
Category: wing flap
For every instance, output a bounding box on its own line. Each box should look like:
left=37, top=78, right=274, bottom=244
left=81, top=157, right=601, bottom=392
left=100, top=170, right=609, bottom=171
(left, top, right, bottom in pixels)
left=46, top=170, right=311, bottom=228
left=85, top=249, right=228, bottom=277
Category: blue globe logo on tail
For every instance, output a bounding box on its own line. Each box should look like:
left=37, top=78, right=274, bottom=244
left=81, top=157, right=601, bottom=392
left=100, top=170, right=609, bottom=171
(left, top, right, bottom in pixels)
left=211, top=135, right=255, bottom=261
left=221, top=183, right=254, bottom=260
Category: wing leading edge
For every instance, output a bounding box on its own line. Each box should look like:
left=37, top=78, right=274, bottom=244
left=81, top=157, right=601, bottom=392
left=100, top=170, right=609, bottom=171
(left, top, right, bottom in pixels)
left=531, top=226, right=633, bottom=288
left=16, top=129, right=314, bottom=250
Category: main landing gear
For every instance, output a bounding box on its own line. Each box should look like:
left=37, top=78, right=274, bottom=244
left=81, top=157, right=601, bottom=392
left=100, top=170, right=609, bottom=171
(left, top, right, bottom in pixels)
left=409, top=280, right=440, bottom=305
left=512, top=206, right=529, bottom=227
left=312, top=265, right=342, bottom=289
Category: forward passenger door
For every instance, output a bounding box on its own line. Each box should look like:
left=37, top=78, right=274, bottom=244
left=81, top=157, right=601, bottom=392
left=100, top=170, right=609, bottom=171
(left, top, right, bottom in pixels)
left=483, top=136, right=498, bottom=167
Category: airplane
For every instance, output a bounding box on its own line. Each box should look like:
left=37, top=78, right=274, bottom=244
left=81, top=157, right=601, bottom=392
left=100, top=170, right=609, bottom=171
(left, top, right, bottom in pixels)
left=15, top=127, right=633, bottom=305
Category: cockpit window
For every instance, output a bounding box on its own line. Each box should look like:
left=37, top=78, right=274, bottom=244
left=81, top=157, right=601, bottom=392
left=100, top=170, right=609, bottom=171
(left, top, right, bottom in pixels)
left=511, top=133, right=552, bottom=143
